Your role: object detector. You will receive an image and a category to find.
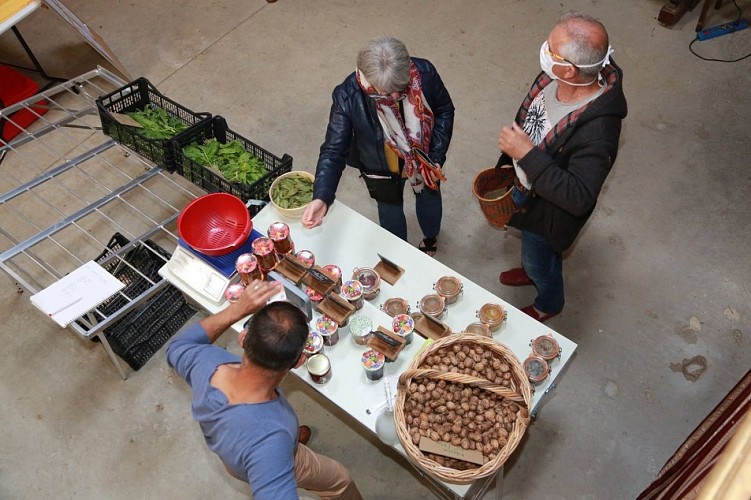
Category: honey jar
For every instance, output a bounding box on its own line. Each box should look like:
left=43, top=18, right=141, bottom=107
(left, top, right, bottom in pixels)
left=531, top=334, right=561, bottom=363
left=348, top=315, right=373, bottom=346
left=524, top=354, right=549, bottom=385
left=392, top=313, right=415, bottom=345
left=315, top=315, right=340, bottom=346
left=267, top=222, right=294, bottom=254
left=224, top=283, right=245, bottom=303
left=434, top=276, right=462, bottom=305
left=381, top=297, right=410, bottom=317
left=303, top=331, right=324, bottom=358
left=464, top=322, right=491, bottom=337
left=477, top=303, right=506, bottom=332
left=419, top=294, right=446, bottom=319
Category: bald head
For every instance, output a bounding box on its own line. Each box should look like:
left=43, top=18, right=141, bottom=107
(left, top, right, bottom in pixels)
left=553, top=12, right=610, bottom=80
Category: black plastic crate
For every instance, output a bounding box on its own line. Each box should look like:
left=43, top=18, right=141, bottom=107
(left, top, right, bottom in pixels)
left=80, top=232, right=196, bottom=370
left=90, top=233, right=171, bottom=317
left=171, top=116, right=293, bottom=215
left=96, top=77, right=210, bottom=171
left=104, top=284, right=196, bottom=371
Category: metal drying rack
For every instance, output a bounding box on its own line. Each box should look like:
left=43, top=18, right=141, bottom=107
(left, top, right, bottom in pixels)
left=0, top=67, right=204, bottom=379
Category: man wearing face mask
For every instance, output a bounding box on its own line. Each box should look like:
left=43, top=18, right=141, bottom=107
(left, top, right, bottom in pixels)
left=496, top=11, right=627, bottom=322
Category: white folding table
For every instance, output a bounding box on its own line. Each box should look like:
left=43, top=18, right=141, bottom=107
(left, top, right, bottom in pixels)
left=159, top=201, right=577, bottom=499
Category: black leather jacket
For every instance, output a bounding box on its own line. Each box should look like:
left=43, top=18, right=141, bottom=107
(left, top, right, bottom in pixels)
left=313, top=58, right=455, bottom=205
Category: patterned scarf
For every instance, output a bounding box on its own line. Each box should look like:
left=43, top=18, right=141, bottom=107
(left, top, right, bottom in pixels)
left=356, top=63, right=435, bottom=192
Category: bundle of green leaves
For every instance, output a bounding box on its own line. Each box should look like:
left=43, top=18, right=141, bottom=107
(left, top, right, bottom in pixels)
left=126, top=106, right=188, bottom=139
left=271, top=175, right=313, bottom=209
left=182, top=139, right=267, bottom=185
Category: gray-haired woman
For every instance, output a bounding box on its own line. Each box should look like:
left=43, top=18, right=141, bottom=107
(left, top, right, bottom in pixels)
left=302, top=37, right=454, bottom=256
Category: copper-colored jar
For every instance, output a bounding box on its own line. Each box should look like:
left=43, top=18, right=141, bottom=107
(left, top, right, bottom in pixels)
left=464, top=322, right=491, bottom=337
left=267, top=222, right=294, bottom=254
left=251, top=237, right=278, bottom=271
left=235, top=253, right=262, bottom=285
left=322, top=264, right=343, bottom=293
left=434, top=276, right=463, bottom=305
left=419, top=294, right=446, bottom=319
left=352, top=267, right=380, bottom=301
left=524, top=354, right=549, bottom=384
left=531, top=334, right=561, bottom=363
left=295, top=249, right=316, bottom=268
left=382, top=297, right=410, bottom=317
left=477, top=303, right=506, bottom=332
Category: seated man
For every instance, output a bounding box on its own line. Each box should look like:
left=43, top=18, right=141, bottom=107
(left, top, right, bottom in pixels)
left=167, top=280, right=363, bottom=500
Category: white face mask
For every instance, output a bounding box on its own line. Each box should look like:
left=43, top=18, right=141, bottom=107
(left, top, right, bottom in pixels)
left=539, top=41, right=614, bottom=86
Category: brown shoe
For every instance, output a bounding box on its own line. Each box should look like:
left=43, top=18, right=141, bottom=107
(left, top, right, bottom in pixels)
left=499, top=267, right=533, bottom=287
left=298, top=425, right=311, bottom=445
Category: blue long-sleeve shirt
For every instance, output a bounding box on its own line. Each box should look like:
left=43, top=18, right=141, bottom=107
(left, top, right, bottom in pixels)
left=167, top=323, right=299, bottom=499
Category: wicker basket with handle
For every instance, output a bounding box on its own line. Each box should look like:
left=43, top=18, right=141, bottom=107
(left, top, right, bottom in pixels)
left=472, top=166, right=516, bottom=229
left=395, top=334, right=532, bottom=483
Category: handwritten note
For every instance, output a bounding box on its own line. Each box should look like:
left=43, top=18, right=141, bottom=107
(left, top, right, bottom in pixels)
left=30, top=261, right=125, bottom=327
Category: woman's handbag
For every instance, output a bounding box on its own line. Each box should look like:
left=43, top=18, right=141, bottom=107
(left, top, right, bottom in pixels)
left=360, top=171, right=404, bottom=204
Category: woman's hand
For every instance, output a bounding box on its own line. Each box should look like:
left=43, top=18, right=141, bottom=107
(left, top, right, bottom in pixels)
left=302, top=199, right=328, bottom=228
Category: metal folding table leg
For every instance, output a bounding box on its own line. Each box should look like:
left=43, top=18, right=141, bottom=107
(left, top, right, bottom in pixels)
left=10, top=26, right=68, bottom=91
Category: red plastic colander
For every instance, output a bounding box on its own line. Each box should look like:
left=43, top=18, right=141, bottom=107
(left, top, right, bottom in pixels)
left=177, top=193, right=252, bottom=256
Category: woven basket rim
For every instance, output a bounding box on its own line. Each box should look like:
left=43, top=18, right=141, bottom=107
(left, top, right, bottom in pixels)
left=395, top=334, right=532, bottom=484
left=472, top=167, right=515, bottom=203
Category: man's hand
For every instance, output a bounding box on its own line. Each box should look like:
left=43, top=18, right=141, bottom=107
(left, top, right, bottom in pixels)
left=302, top=199, right=328, bottom=229
left=498, top=122, right=534, bottom=161
left=232, top=280, right=283, bottom=317
left=200, top=280, right=283, bottom=342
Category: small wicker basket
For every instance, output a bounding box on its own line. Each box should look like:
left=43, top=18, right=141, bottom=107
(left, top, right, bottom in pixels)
left=472, top=167, right=516, bottom=229
left=395, top=334, right=531, bottom=483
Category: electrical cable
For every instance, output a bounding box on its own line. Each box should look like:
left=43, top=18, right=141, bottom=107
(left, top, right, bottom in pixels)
left=688, top=0, right=751, bottom=62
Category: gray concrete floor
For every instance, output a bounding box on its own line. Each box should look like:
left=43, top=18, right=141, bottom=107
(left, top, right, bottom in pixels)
left=1, top=1, right=750, bottom=499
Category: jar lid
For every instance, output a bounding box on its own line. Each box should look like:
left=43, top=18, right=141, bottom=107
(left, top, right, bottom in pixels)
left=361, top=349, right=385, bottom=370
left=251, top=237, right=275, bottom=255
left=349, top=316, right=373, bottom=337
left=464, top=322, right=491, bottom=337
left=307, top=353, right=330, bottom=376
left=524, top=354, right=549, bottom=383
left=419, top=294, right=445, bottom=316
left=341, top=280, right=363, bottom=300
left=267, top=222, right=290, bottom=241
left=323, top=264, right=342, bottom=280
left=295, top=249, right=315, bottom=268
left=304, top=331, right=323, bottom=354
left=382, top=297, right=409, bottom=317
left=392, top=314, right=414, bottom=335
left=479, top=303, right=506, bottom=324
left=531, top=334, right=560, bottom=361
left=315, top=315, right=338, bottom=335
left=353, top=267, right=380, bottom=292
left=435, top=276, right=462, bottom=297
left=235, top=253, right=258, bottom=273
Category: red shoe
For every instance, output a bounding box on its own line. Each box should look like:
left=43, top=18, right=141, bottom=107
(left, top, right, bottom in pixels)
left=521, top=305, right=561, bottom=323
left=499, top=268, right=533, bottom=287
left=298, top=425, right=311, bottom=445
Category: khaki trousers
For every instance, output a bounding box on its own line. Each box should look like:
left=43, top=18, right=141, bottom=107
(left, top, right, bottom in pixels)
left=224, top=443, right=362, bottom=499
left=294, top=443, right=363, bottom=500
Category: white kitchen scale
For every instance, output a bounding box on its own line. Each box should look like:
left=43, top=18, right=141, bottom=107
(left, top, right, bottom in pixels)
left=165, top=229, right=262, bottom=305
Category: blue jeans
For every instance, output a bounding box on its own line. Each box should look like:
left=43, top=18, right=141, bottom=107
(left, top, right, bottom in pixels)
left=511, top=187, right=564, bottom=314
left=377, top=180, right=442, bottom=241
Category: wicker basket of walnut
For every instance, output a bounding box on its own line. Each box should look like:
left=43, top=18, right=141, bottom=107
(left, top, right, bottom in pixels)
left=395, top=334, right=532, bottom=483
